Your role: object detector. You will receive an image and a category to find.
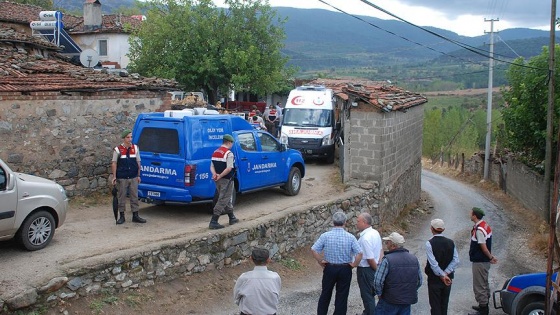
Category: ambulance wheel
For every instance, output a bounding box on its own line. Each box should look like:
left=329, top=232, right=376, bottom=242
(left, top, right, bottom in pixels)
left=284, top=167, right=301, bottom=196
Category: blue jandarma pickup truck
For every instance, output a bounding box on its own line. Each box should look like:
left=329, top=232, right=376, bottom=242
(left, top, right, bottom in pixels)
left=131, top=109, right=305, bottom=206
left=494, top=272, right=557, bottom=315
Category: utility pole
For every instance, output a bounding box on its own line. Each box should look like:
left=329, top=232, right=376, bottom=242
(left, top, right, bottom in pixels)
left=483, top=19, right=498, bottom=180
left=545, top=0, right=557, bottom=313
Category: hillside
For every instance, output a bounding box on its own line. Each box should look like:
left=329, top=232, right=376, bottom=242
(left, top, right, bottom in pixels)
left=51, top=1, right=551, bottom=84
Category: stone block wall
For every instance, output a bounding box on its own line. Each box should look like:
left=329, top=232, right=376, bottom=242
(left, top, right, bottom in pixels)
left=343, top=105, right=423, bottom=218
left=0, top=90, right=171, bottom=196
left=2, top=185, right=396, bottom=312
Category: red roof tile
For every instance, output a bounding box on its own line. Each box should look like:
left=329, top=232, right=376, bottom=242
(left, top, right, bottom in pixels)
left=0, top=26, right=177, bottom=92
left=308, top=78, right=427, bottom=111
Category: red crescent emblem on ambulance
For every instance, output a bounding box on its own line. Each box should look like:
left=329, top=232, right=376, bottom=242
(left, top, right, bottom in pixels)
left=291, top=96, right=305, bottom=105
left=313, top=97, right=324, bottom=105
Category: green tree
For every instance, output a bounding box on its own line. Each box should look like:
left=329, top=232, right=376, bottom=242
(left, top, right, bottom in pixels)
left=127, top=0, right=295, bottom=103
left=501, top=45, right=560, bottom=166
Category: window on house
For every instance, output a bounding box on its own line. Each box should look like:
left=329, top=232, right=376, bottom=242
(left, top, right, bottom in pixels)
left=98, top=40, right=108, bottom=56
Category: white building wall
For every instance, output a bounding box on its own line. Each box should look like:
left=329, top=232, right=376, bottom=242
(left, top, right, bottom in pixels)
left=73, top=33, right=131, bottom=68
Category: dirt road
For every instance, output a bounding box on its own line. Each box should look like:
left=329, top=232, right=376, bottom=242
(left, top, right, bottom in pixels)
left=0, top=162, right=343, bottom=302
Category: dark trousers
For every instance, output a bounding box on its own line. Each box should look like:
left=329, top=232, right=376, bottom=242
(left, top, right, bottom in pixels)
left=317, top=264, right=352, bottom=315
left=428, top=278, right=452, bottom=315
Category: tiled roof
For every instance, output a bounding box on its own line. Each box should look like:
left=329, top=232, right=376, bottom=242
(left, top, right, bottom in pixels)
left=66, top=15, right=143, bottom=34
left=0, top=1, right=141, bottom=34
left=308, top=78, right=427, bottom=111
left=0, top=1, right=43, bottom=25
left=0, top=26, right=177, bottom=92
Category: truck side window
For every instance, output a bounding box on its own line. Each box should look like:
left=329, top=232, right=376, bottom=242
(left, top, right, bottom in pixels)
left=138, top=127, right=180, bottom=154
left=0, top=166, right=5, bottom=190
left=238, top=133, right=256, bottom=152
left=258, top=133, right=280, bottom=152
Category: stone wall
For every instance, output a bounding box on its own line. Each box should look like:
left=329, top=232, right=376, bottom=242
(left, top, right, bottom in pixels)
left=0, top=90, right=171, bottom=196
left=1, top=183, right=404, bottom=312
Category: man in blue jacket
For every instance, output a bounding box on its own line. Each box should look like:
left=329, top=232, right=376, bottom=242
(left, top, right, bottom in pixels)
left=374, top=232, right=422, bottom=315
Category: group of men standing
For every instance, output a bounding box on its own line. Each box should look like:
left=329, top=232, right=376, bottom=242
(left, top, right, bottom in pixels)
left=309, top=207, right=497, bottom=315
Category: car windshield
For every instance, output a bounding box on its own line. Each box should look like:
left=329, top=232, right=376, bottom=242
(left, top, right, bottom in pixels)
left=282, top=108, right=332, bottom=127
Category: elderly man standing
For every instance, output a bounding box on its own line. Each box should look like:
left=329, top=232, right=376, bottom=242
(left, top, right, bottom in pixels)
left=234, top=248, right=281, bottom=315
left=356, top=212, right=383, bottom=315
left=425, top=219, right=459, bottom=315
left=374, top=232, right=422, bottom=315
left=311, top=211, right=363, bottom=315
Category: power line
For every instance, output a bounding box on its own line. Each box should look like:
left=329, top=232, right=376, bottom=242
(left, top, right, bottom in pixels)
left=315, top=0, right=545, bottom=71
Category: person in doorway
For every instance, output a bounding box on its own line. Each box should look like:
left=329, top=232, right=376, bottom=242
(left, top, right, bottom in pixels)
left=234, top=248, right=281, bottom=315
left=468, top=207, right=498, bottom=315
left=374, top=232, right=422, bottom=315
left=425, top=219, right=459, bottom=315
left=311, top=211, right=363, bottom=315
left=111, top=129, right=146, bottom=224
left=275, top=102, right=283, bottom=137
left=264, top=104, right=278, bottom=135
left=209, top=134, right=239, bottom=229
left=356, top=212, right=383, bottom=315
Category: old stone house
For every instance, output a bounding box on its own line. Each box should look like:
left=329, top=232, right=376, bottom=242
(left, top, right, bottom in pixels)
left=308, top=78, right=427, bottom=219
left=0, top=0, right=141, bottom=69
left=0, top=26, right=176, bottom=196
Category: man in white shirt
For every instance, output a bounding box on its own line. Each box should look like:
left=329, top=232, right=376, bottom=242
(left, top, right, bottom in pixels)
left=356, top=212, right=383, bottom=315
left=234, top=248, right=281, bottom=315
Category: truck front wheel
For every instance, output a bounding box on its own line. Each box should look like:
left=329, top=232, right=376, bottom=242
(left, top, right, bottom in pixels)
left=521, top=301, right=548, bottom=315
left=284, top=167, right=302, bottom=196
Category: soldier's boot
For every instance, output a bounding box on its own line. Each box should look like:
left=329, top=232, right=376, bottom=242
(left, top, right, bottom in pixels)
left=468, top=304, right=489, bottom=315
left=209, top=215, right=224, bottom=229
left=228, top=213, right=239, bottom=225
left=116, top=212, right=125, bottom=225
left=132, top=212, right=146, bottom=223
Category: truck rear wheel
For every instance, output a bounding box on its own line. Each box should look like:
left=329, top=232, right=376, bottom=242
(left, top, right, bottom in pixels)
left=284, top=167, right=302, bottom=196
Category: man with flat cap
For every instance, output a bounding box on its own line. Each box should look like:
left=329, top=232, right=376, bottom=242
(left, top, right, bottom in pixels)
left=234, top=248, right=281, bottom=315
left=209, top=134, right=239, bottom=229
left=469, top=207, right=498, bottom=315
left=374, top=232, right=422, bottom=315
left=111, top=128, right=146, bottom=224
left=425, top=219, right=459, bottom=315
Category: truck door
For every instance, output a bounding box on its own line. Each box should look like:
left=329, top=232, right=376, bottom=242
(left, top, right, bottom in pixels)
left=256, top=131, right=284, bottom=184
left=136, top=122, right=185, bottom=200
left=0, top=164, right=17, bottom=236
left=234, top=131, right=273, bottom=190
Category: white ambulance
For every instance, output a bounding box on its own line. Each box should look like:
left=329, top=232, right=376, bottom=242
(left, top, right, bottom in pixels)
left=280, top=85, right=336, bottom=164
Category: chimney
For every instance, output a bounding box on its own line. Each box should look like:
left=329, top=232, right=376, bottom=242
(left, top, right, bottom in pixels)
left=83, top=0, right=102, bottom=31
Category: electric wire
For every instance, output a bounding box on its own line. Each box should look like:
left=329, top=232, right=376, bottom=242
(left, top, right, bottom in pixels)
left=315, top=0, right=545, bottom=71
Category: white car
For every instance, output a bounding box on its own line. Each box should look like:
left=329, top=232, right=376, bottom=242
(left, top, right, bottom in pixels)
left=0, top=158, right=68, bottom=250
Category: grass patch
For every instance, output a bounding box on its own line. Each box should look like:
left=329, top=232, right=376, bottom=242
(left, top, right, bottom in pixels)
left=280, top=257, right=302, bottom=270
left=125, top=292, right=149, bottom=309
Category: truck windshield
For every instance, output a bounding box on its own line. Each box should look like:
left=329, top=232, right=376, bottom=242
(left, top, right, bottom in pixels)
left=283, top=108, right=332, bottom=127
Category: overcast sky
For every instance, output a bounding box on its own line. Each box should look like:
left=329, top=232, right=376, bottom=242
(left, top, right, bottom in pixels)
left=213, top=0, right=556, bottom=37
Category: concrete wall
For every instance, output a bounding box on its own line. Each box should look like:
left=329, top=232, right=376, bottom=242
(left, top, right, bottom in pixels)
left=462, top=155, right=549, bottom=220
left=1, top=186, right=392, bottom=312
left=0, top=90, right=171, bottom=196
